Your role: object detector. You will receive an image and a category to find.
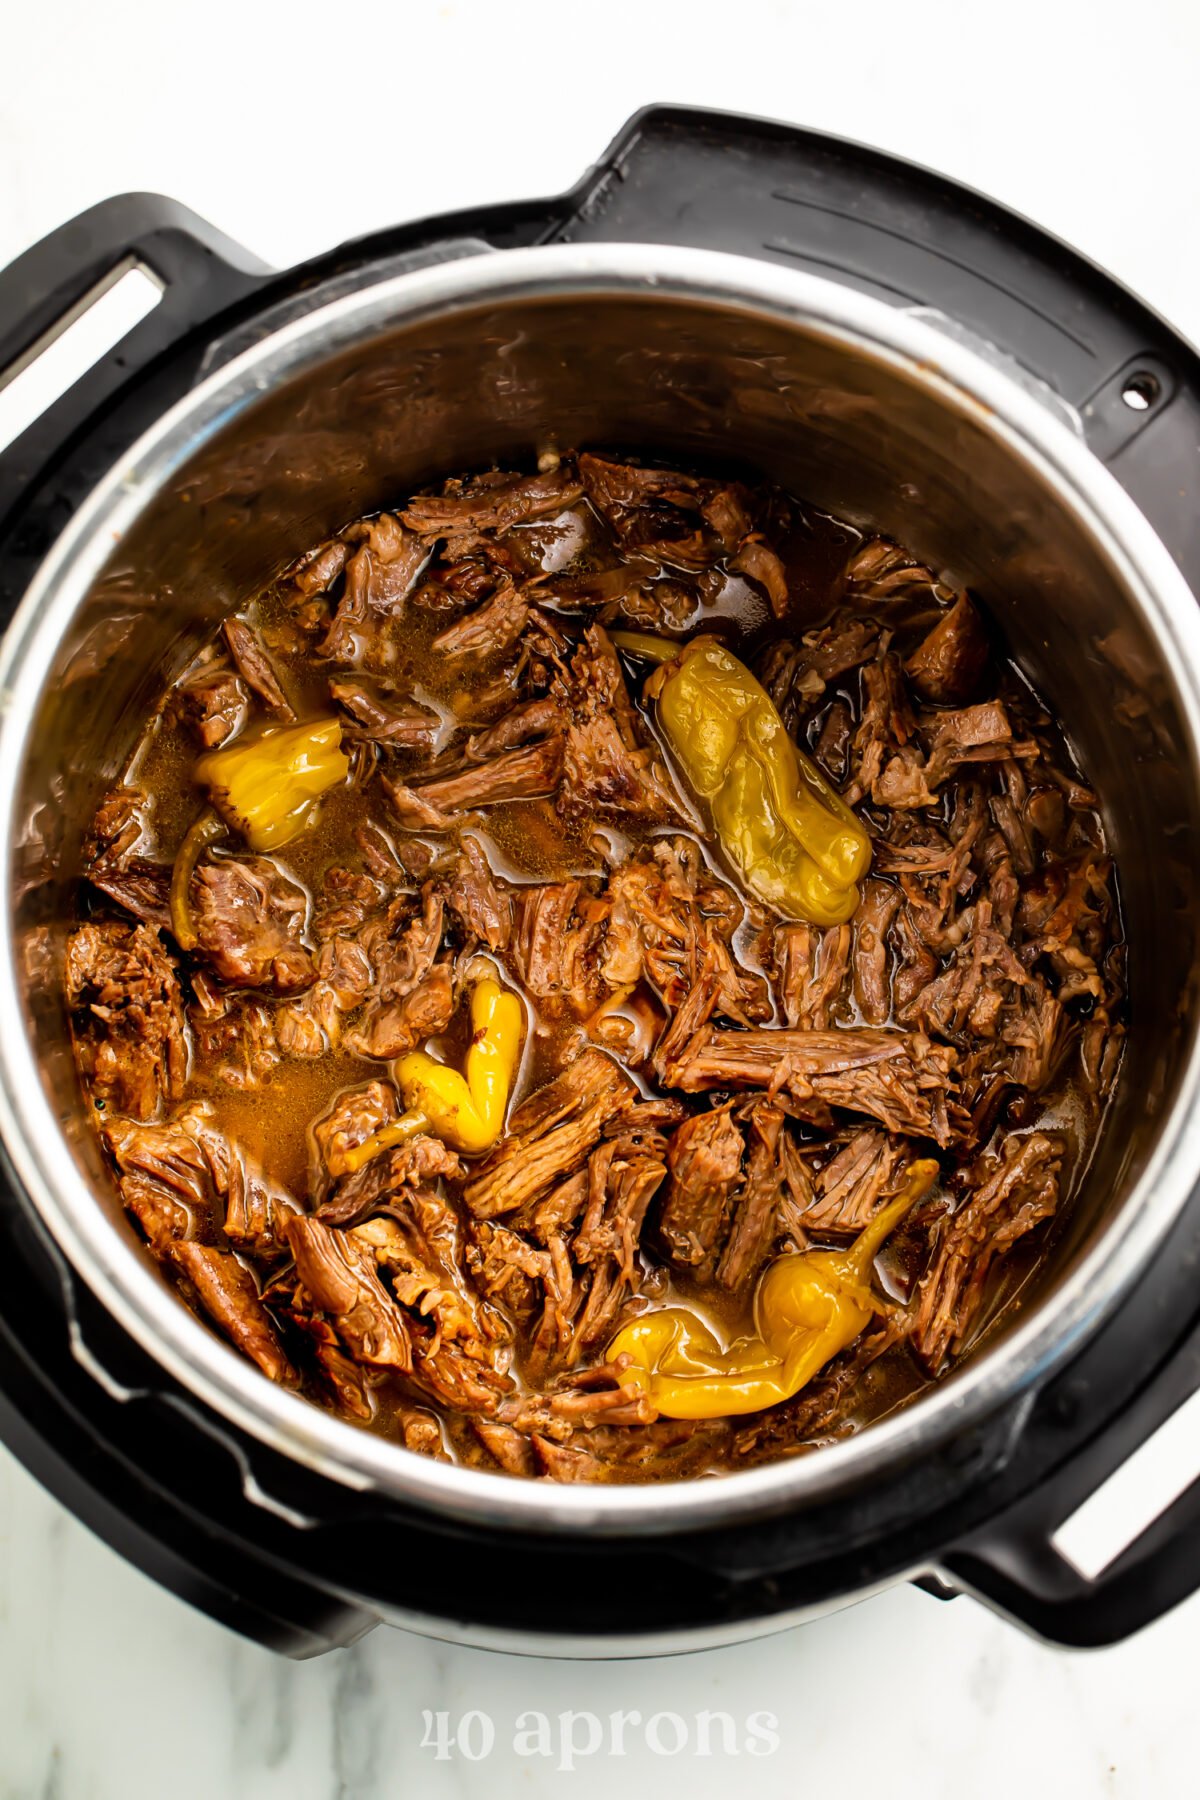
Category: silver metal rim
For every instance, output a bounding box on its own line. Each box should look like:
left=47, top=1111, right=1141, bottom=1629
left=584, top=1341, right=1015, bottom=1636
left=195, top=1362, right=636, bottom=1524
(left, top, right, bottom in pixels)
left=2, top=241, right=1199, bottom=1536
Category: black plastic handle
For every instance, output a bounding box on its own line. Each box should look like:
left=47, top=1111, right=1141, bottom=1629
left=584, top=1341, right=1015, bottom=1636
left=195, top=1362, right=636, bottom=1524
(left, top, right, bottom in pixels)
left=941, top=1313, right=1200, bottom=1647
left=0, top=193, right=270, bottom=579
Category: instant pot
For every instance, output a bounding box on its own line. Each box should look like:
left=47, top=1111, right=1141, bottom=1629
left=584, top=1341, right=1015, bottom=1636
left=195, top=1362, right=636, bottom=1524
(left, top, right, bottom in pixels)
left=1, top=106, right=1200, bottom=1659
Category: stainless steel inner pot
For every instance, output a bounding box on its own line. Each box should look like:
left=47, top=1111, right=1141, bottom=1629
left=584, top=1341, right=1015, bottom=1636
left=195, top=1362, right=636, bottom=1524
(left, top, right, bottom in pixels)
left=3, top=242, right=1200, bottom=1539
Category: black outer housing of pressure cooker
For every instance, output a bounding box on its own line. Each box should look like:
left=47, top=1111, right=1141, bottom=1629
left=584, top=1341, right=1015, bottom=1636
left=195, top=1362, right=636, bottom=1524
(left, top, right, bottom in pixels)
left=2, top=106, right=1200, bottom=1659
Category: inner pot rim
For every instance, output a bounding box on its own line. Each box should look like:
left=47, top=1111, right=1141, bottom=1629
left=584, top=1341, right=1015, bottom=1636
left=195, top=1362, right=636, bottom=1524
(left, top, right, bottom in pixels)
left=2, top=240, right=1199, bottom=1537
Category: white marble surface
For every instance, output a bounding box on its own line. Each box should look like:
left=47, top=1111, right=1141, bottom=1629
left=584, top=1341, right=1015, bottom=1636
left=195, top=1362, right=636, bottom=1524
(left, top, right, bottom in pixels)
left=4, top=0, right=1200, bottom=1793
left=0, top=1437, right=1196, bottom=1800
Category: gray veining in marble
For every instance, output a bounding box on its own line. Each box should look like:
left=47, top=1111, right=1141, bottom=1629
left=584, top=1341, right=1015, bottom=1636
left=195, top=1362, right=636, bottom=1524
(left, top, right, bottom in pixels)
left=0, top=1445, right=1191, bottom=1799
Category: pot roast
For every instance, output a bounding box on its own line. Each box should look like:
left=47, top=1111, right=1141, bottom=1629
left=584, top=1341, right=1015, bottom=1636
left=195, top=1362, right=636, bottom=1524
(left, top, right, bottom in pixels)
left=63, top=450, right=1124, bottom=1482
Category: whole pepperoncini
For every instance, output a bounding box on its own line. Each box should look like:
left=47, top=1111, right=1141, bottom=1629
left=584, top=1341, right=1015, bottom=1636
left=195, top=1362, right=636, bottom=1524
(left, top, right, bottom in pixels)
left=614, top=632, right=871, bottom=925
left=195, top=717, right=349, bottom=852
left=396, top=978, right=523, bottom=1154
left=609, top=1159, right=938, bottom=1419
left=339, top=980, right=524, bottom=1167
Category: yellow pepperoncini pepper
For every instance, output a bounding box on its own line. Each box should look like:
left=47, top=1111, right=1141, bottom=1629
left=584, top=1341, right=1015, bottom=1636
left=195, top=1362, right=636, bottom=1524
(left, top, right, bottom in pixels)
left=168, top=808, right=227, bottom=949
left=614, top=631, right=871, bottom=926
left=393, top=978, right=524, bottom=1155
left=338, top=1111, right=436, bottom=1174
left=609, top=1159, right=938, bottom=1419
left=195, top=717, right=350, bottom=852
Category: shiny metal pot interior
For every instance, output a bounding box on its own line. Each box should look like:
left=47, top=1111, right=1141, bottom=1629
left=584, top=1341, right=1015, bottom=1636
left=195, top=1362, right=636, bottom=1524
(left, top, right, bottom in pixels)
left=3, top=242, right=1200, bottom=1537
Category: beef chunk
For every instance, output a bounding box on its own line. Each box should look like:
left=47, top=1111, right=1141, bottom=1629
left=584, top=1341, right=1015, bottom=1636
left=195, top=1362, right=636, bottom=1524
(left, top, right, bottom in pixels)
left=173, top=1240, right=296, bottom=1382
left=87, top=859, right=172, bottom=930
left=846, top=654, right=919, bottom=806
left=465, top=695, right=563, bottom=761
left=442, top=836, right=513, bottom=950
left=281, top=536, right=350, bottom=610
left=318, top=1136, right=465, bottom=1225
left=191, top=857, right=314, bottom=992
left=102, top=1110, right=212, bottom=1245
left=347, top=1215, right=510, bottom=1413
left=657, top=1105, right=744, bottom=1272
left=905, top=593, right=989, bottom=703
left=799, top=1130, right=915, bottom=1235
left=775, top=921, right=850, bottom=1030
left=557, top=626, right=679, bottom=824
left=313, top=1080, right=401, bottom=1182
left=402, top=467, right=583, bottom=537
left=432, top=581, right=530, bottom=663
left=383, top=736, right=564, bottom=830
left=716, top=1103, right=790, bottom=1291
left=531, top=1435, right=611, bottom=1482
left=177, top=666, right=249, bottom=748
left=330, top=677, right=439, bottom=747
left=731, top=539, right=789, bottom=617
left=189, top=975, right=281, bottom=1089
left=473, top=1419, right=538, bottom=1476
left=346, top=887, right=452, bottom=1056
left=478, top=1121, right=672, bottom=1385
left=103, top=1112, right=295, bottom=1381
left=664, top=1025, right=960, bottom=1146
left=852, top=880, right=901, bottom=1025
left=66, top=921, right=188, bottom=1120
left=464, top=1049, right=638, bottom=1218
left=759, top=619, right=879, bottom=730
left=222, top=618, right=294, bottom=720
left=607, top=838, right=772, bottom=1026
left=577, top=457, right=723, bottom=569
left=104, top=1107, right=298, bottom=1259
left=86, top=786, right=145, bottom=865
left=840, top=535, right=936, bottom=601
left=322, top=514, right=427, bottom=660
left=286, top=1214, right=414, bottom=1371
left=569, top=1130, right=668, bottom=1354
left=354, top=961, right=455, bottom=1058
left=511, top=881, right=611, bottom=1018
left=912, top=1132, right=1061, bottom=1370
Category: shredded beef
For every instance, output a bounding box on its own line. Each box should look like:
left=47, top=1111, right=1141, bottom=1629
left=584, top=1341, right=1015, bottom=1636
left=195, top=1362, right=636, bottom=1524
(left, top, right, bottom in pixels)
left=665, top=1024, right=960, bottom=1146
left=222, top=618, right=294, bottom=720
left=402, top=467, right=583, bottom=537
left=87, top=859, right=172, bottom=930
left=443, top=836, right=513, bottom=950
left=906, top=593, right=989, bottom=703
left=464, top=1050, right=638, bottom=1218
left=383, top=735, right=564, bottom=829
left=318, top=1136, right=465, bottom=1225
left=286, top=1214, right=415, bottom=1370
left=912, top=1132, right=1062, bottom=1370
left=657, top=1104, right=744, bottom=1272
left=799, top=1130, right=914, bottom=1234
left=177, top=665, right=249, bottom=748
left=191, top=857, right=314, bottom=992
left=71, top=447, right=1125, bottom=1485
left=66, top=921, right=188, bottom=1120
left=432, top=581, right=529, bottom=663
left=322, top=514, right=426, bottom=660
left=103, top=1111, right=295, bottom=1381
left=330, top=677, right=439, bottom=747
left=557, top=626, right=680, bottom=824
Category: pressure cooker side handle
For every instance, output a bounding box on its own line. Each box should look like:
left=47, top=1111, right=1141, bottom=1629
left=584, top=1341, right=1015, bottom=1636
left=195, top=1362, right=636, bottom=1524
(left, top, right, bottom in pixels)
left=0, top=193, right=271, bottom=541
left=941, top=1309, right=1200, bottom=1646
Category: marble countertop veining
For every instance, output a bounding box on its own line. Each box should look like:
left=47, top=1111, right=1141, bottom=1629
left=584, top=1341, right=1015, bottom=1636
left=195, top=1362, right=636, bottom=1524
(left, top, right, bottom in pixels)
left=4, top=0, right=1200, bottom=1792
left=0, top=1444, right=1192, bottom=1800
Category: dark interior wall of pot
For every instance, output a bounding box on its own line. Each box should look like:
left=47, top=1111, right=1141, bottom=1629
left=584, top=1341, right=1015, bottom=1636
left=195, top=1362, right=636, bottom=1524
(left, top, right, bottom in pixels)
left=14, top=287, right=1200, bottom=1325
